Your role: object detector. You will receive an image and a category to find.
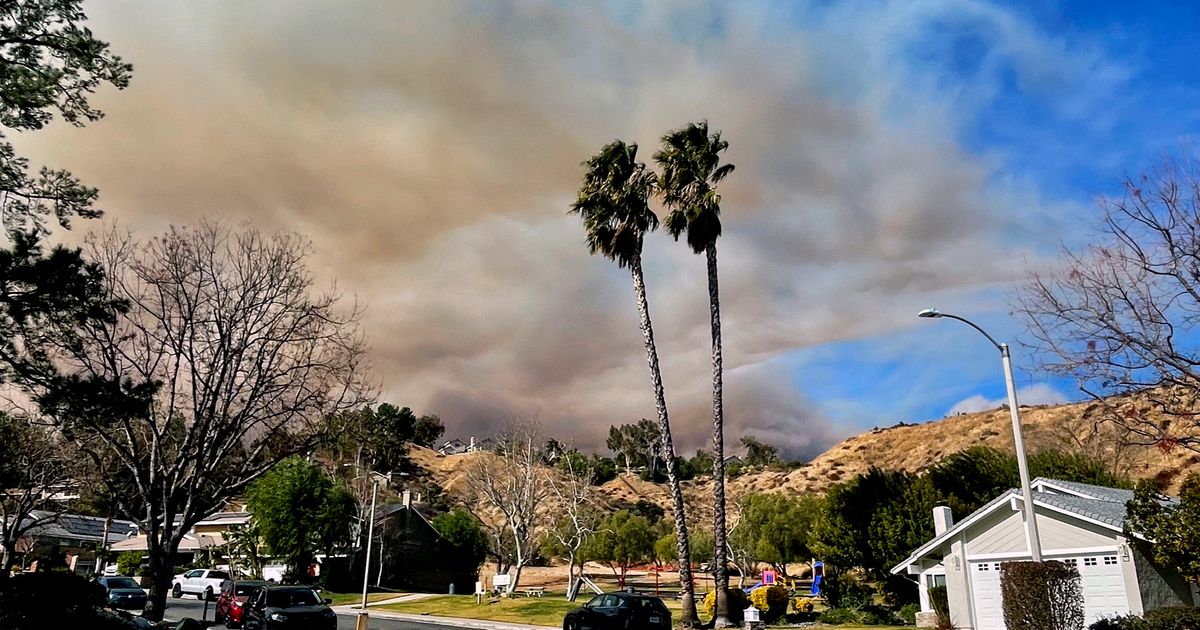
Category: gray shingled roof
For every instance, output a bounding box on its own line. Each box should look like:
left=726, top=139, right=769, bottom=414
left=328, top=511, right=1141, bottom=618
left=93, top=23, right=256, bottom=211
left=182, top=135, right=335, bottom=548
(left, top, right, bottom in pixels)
left=1033, top=492, right=1129, bottom=529
left=1032, top=477, right=1135, bottom=505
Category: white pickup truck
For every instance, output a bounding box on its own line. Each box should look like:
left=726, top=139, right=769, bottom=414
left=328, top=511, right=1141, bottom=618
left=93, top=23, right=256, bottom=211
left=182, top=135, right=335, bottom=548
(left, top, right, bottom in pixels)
left=171, top=568, right=231, bottom=600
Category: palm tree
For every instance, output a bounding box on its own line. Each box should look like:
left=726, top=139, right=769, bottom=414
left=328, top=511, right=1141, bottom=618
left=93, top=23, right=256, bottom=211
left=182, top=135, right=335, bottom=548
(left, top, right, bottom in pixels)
left=570, top=140, right=701, bottom=627
left=655, top=121, right=736, bottom=628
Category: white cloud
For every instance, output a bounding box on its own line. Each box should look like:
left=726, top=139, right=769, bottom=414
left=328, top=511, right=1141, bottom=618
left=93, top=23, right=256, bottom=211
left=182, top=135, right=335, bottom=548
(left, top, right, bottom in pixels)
left=947, top=383, right=1069, bottom=415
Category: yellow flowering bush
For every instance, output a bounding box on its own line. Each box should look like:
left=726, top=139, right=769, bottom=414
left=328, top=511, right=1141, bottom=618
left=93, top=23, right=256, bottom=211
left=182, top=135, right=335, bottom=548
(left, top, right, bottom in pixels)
left=793, top=597, right=816, bottom=613
left=749, top=585, right=790, bottom=621
left=702, top=589, right=749, bottom=623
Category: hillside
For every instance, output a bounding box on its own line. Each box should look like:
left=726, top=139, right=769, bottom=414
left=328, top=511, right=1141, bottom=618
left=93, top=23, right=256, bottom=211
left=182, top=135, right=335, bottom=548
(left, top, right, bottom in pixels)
left=409, top=391, right=1200, bottom=511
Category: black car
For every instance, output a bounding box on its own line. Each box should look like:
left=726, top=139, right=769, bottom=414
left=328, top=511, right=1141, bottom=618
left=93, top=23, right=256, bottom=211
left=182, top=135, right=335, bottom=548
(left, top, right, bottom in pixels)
left=242, top=585, right=337, bottom=630
left=563, top=592, right=671, bottom=630
left=96, top=576, right=148, bottom=611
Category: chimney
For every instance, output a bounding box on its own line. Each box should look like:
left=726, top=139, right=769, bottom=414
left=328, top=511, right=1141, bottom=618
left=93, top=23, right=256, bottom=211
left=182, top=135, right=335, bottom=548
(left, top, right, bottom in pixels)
left=469, top=436, right=476, bottom=452
left=934, top=506, right=954, bottom=536
left=402, top=490, right=412, bottom=509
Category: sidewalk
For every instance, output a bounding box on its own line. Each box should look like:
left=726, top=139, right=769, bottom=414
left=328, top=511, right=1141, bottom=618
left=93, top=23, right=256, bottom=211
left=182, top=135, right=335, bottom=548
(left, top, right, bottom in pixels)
left=343, top=592, right=437, bottom=608
left=331, top=604, right=557, bottom=630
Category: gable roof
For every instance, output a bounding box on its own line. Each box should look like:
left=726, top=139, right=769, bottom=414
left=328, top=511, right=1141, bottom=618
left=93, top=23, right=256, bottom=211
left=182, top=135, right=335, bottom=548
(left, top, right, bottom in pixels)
left=889, top=477, right=1142, bottom=575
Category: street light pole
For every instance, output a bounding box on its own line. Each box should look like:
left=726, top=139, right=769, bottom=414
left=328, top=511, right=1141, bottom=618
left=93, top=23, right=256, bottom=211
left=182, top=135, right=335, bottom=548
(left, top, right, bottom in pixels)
left=918, top=308, right=1044, bottom=562
left=357, top=476, right=379, bottom=630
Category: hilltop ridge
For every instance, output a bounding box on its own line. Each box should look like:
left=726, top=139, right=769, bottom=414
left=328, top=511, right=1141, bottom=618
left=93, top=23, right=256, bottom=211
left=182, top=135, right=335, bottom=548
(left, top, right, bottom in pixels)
left=408, top=390, right=1200, bottom=511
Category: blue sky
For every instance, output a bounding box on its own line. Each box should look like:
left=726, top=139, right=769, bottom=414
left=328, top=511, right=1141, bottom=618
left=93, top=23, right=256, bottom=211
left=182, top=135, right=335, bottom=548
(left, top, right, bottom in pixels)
left=22, top=1, right=1200, bottom=458
left=777, top=0, right=1200, bottom=433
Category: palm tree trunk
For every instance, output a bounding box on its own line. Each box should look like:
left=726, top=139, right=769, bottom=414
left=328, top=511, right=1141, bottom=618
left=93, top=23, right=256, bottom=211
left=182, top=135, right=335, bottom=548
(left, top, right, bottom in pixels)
left=630, top=254, right=699, bottom=627
left=706, top=243, right=733, bottom=628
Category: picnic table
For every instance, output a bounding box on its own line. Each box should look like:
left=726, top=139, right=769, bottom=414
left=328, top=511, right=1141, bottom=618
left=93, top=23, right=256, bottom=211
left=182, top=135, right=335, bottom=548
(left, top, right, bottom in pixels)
left=522, top=586, right=546, bottom=597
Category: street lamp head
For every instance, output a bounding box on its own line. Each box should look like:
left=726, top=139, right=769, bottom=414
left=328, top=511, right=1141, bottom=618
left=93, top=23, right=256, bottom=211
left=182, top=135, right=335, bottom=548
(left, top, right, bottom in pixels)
left=918, top=308, right=943, bottom=319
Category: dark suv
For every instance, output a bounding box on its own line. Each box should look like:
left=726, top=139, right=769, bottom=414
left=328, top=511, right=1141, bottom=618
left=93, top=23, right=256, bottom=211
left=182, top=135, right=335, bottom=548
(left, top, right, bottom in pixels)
left=241, top=585, right=336, bottom=630
left=563, top=592, right=671, bottom=630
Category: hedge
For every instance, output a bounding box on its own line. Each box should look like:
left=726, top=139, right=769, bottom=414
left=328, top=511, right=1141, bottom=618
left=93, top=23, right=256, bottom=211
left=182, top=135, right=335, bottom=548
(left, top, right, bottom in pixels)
left=1000, top=560, right=1084, bottom=630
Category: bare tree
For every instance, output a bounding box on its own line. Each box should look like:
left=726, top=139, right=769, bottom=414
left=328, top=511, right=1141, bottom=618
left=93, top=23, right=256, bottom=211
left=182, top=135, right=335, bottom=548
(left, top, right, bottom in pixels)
left=1018, top=159, right=1200, bottom=452
left=16, top=222, right=368, bottom=619
left=463, top=424, right=548, bottom=594
left=723, top=490, right=755, bottom=588
left=0, top=412, right=71, bottom=575
left=543, top=453, right=600, bottom=595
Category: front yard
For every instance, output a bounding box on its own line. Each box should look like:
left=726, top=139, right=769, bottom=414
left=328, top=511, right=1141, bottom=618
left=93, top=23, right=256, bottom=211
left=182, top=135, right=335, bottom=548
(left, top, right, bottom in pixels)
left=376, top=594, right=908, bottom=629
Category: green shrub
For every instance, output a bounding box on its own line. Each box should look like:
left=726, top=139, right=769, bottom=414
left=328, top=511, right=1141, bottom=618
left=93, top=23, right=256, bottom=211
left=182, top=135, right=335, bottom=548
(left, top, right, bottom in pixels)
left=929, top=585, right=950, bottom=628
left=822, top=566, right=872, bottom=609
left=1089, top=615, right=1148, bottom=630
left=899, top=602, right=920, bottom=625
left=858, top=604, right=898, bottom=625
left=1000, top=560, right=1084, bottom=630
left=1143, top=607, right=1200, bottom=630
left=116, top=551, right=143, bottom=576
left=701, top=588, right=749, bottom=623
left=818, top=607, right=863, bottom=624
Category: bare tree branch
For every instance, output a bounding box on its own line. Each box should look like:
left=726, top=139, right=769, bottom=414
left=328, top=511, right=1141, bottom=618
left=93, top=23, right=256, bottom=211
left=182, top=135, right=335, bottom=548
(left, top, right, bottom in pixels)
left=1017, top=158, right=1200, bottom=452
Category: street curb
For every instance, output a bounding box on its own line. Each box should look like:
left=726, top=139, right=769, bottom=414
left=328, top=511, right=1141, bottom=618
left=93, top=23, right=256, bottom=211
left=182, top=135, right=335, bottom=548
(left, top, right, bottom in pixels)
left=332, top=606, right=556, bottom=630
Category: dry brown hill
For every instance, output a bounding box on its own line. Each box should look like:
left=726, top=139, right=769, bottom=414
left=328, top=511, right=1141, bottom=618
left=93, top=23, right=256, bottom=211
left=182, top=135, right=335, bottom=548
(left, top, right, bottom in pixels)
left=409, top=391, right=1200, bottom=510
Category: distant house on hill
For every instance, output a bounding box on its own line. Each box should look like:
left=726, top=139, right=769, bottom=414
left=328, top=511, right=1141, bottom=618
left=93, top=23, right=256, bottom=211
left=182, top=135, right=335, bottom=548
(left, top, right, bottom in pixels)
left=723, top=455, right=745, bottom=467
left=892, top=478, right=1200, bottom=629
left=476, top=438, right=496, bottom=452
left=438, top=439, right=468, bottom=456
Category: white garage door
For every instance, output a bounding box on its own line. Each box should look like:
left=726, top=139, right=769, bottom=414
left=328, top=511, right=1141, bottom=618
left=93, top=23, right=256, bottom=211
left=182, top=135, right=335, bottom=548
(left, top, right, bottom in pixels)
left=970, top=555, right=1129, bottom=629
left=970, top=561, right=1005, bottom=630
left=1071, top=554, right=1130, bottom=624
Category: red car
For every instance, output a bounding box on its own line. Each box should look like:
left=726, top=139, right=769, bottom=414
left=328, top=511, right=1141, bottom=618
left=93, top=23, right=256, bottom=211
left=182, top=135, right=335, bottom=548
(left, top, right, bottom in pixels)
left=216, top=579, right=269, bottom=628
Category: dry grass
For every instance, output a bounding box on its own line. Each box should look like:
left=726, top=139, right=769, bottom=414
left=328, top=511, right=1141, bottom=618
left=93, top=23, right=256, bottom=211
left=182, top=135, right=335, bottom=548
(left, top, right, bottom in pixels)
left=409, top=389, right=1200, bottom=534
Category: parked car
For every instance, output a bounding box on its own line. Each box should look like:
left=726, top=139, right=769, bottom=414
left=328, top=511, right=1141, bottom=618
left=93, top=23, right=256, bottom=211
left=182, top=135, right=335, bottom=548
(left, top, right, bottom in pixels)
left=563, top=592, right=671, bottom=630
left=241, top=585, right=336, bottom=630
left=97, top=576, right=148, bottom=611
left=216, top=579, right=269, bottom=628
left=171, top=568, right=231, bottom=600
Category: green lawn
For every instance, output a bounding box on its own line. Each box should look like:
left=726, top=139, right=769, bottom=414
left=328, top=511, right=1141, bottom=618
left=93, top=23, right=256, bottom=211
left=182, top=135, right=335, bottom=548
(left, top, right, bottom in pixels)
left=323, top=591, right=404, bottom=606
left=376, top=594, right=909, bottom=629
left=378, top=595, right=574, bottom=626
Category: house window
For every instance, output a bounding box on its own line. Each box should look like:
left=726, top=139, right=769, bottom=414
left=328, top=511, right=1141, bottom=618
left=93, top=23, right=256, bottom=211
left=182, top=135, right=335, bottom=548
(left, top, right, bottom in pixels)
left=993, top=563, right=1001, bottom=571
left=1104, top=556, right=1118, bottom=565
left=927, top=574, right=946, bottom=589
left=1084, top=557, right=1098, bottom=566
left=978, top=564, right=989, bottom=571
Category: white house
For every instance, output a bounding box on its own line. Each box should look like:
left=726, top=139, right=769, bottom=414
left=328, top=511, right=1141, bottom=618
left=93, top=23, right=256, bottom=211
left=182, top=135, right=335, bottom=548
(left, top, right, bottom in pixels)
left=437, top=438, right=469, bottom=456
left=891, top=477, right=1199, bottom=629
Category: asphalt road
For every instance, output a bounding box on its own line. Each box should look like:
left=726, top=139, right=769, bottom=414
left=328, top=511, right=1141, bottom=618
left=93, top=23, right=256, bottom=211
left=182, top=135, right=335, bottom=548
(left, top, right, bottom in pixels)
left=163, top=595, right=462, bottom=630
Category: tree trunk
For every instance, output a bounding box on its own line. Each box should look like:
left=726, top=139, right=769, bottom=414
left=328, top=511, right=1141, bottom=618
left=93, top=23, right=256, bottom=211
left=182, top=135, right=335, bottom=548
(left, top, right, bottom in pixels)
left=144, top=537, right=174, bottom=621
left=706, top=243, right=733, bottom=628
left=630, top=255, right=699, bottom=627
left=97, top=516, right=113, bottom=576
left=1, top=541, right=14, bottom=577
left=510, top=563, right=523, bottom=595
